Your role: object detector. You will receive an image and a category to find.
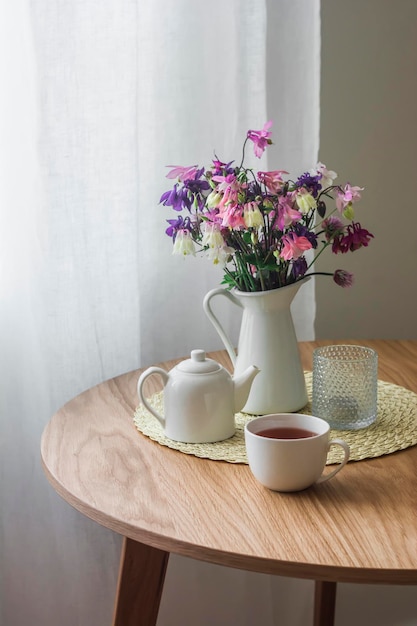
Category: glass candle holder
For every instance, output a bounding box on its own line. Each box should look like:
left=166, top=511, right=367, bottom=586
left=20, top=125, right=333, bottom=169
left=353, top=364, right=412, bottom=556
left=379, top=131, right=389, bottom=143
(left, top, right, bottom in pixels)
left=312, top=345, right=378, bottom=430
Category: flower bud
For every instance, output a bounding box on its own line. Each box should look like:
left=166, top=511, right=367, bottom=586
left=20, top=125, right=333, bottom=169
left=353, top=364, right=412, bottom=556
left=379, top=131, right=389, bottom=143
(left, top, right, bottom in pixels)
left=343, top=203, right=355, bottom=221
left=317, top=200, right=326, bottom=218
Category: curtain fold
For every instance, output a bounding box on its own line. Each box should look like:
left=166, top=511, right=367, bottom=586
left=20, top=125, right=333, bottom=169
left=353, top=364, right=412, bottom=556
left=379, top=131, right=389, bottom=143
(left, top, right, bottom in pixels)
left=0, top=1, right=319, bottom=624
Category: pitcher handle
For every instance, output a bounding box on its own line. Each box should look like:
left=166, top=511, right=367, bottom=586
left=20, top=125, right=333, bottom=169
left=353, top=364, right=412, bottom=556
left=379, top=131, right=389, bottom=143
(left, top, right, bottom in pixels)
left=203, top=288, right=242, bottom=367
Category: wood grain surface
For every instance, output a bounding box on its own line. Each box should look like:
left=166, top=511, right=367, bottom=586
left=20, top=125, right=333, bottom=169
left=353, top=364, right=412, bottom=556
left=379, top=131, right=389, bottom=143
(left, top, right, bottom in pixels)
left=41, top=340, right=417, bottom=584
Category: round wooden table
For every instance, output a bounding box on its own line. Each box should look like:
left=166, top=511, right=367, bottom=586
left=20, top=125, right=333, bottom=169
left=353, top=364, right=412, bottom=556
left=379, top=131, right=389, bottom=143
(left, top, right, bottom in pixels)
left=41, top=340, right=417, bottom=626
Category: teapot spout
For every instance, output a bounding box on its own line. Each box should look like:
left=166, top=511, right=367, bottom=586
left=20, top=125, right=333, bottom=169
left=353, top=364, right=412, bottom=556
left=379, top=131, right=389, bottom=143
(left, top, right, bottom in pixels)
left=233, top=365, right=260, bottom=413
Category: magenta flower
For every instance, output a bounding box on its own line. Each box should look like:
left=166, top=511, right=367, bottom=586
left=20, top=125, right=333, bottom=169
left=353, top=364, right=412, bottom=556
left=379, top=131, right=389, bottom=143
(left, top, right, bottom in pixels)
left=333, top=269, right=354, bottom=287
left=332, top=222, right=374, bottom=254
left=247, top=121, right=273, bottom=158
left=279, top=233, right=313, bottom=261
left=211, top=159, right=235, bottom=176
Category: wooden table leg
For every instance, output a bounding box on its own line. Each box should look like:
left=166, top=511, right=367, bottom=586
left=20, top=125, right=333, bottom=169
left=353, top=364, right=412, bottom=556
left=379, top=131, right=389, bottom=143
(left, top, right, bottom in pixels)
left=313, top=581, right=337, bottom=626
left=112, top=537, right=169, bottom=626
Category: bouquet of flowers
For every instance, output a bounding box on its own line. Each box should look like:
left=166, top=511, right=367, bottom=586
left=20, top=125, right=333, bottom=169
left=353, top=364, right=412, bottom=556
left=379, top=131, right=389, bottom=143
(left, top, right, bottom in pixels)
left=160, top=121, right=373, bottom=292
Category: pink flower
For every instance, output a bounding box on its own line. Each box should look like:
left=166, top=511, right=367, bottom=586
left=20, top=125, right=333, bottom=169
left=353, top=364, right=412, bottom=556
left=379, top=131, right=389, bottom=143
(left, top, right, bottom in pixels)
left=220, top=204, right=246, bottom=229
left=204, top=209, right=223, bottom=226
left=322, top=216, right=344, bottom=241
left=333, top=269, right=354, bottom=287
left=279, top=233, right=313, bottom=261
left=274, top=197, right=302, bottom=230
left=165, top=165, right=199, bottom=182
left=257, top=170, right=288, bottom=193
left=247, top=121, right=273, bottom=158
left=212, top=173, right=244, bottom=209
left=336, top=183, right=364, bottom=212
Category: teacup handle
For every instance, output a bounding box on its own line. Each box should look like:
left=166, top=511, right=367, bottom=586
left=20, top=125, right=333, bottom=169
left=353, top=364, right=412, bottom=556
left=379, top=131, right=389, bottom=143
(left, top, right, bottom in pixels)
left=316, top=439, right=350, bottom=484
left=137, top=367, right=169, bottom=428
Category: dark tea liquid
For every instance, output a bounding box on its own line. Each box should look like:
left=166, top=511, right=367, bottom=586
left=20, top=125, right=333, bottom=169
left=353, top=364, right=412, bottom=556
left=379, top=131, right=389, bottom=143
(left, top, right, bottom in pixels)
left=256, top=426, right=317, bottom=439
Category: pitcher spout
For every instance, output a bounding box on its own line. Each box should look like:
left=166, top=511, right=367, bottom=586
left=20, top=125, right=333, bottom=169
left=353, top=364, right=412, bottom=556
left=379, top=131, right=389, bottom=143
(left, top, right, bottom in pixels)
left=233, top=366, right=260, bottom=413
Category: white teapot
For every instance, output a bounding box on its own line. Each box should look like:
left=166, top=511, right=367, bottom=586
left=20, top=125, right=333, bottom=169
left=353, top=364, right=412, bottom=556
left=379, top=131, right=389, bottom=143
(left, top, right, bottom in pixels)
left=137, top=349, right=260, bottom=443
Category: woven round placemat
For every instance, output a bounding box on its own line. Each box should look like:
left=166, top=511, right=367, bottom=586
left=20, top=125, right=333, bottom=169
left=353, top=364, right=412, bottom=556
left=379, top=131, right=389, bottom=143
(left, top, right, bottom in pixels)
left=133, top=373, right=417, bottom=465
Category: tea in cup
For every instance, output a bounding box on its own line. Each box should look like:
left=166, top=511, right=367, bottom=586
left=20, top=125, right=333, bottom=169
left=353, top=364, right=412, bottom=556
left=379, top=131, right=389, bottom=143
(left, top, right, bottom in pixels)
left=244, top=413, right=350, bottom=492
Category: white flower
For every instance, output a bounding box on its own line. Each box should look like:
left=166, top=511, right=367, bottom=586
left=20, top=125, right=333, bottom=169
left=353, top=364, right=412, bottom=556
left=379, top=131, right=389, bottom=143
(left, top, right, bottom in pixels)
left=206, top=190, right=223, bottom=209
left=201, top=222, right=225, bottom=249
left=205, top=245, right=233, bottom=265
left=310, top=162, right=338, bottom=188
left=201, top=223, right=231, bottom=265
left=243, top=202, right=263, bottom=228
left=172, top=229, right=196, bottom=256
left=294, top=189, right=317, bottom=213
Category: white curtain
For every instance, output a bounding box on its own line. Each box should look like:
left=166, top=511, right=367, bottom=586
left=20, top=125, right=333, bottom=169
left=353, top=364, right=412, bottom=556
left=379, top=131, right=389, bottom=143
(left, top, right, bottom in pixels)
left=0, top=1, right=319, bottom=625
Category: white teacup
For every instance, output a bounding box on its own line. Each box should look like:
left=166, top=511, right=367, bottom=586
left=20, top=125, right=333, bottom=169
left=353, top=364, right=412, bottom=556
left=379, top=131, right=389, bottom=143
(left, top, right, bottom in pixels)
left=244, top=413, right=350, bottom=492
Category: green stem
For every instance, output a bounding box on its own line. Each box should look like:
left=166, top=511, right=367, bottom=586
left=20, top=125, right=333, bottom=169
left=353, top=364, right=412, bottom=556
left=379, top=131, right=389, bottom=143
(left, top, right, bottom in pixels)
left=253, top=248, right=266, bottom=291
left=236, top=253, right=257, bottom=291
left=306, top=241, right=332, bottom=271
left=304, top=271, right=334, bottom=279
left=239, top=137, right=249, bottom=169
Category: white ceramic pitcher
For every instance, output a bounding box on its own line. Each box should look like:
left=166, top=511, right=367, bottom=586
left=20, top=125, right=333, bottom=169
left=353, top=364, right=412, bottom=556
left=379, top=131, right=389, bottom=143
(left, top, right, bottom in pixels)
left=203, top=280, right=309, bottom=415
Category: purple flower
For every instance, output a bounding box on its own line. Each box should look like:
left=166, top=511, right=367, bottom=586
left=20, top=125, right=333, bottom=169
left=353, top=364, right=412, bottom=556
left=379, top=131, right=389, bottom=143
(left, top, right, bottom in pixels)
left=183, top=174, right=210, bottom=210
left=160, top=184, right=186, bottom=211
left=165, top=215, right=192, bottom=239
left=295, top=172, right=322, bottom=197
left=291, top=257, right=308, bottom=279
left=160, top=168, right=210, bottom=213
left=333, top=269, right=354, bottom=287
left=293, top=223, right=318, bottom=249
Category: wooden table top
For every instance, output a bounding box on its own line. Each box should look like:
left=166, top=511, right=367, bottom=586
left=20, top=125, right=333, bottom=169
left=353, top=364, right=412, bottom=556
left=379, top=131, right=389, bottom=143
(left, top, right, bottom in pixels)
left=41, top=339, right=417, bottom=584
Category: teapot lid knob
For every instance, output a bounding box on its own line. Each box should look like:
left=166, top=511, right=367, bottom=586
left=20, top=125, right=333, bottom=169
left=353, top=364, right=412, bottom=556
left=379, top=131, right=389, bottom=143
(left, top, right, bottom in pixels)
left=177, top=349, right=222, bottom=374
left=191, top=349, right=206, bottom=362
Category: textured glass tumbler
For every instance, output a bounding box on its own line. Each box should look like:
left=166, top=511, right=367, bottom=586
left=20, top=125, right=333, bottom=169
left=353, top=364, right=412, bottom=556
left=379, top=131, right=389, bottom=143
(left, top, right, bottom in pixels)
left=312, top=345, right=378, bottom=430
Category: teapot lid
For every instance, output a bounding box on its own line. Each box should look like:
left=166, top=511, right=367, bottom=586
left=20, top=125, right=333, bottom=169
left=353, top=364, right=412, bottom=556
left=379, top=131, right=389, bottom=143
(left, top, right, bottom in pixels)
left=177, top=349, right=222, bottom=374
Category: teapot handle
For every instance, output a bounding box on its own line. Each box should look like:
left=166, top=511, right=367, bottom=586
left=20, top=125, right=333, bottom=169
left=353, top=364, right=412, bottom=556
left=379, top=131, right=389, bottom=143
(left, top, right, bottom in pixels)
left=203, top=288, right=242, bottom=367
left=137, top=367, right=169, bottom=428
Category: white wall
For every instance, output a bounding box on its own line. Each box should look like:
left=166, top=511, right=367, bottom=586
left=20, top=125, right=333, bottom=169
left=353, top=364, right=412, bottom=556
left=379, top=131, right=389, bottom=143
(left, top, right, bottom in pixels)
left=316, top=0, right=417, bottom=339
